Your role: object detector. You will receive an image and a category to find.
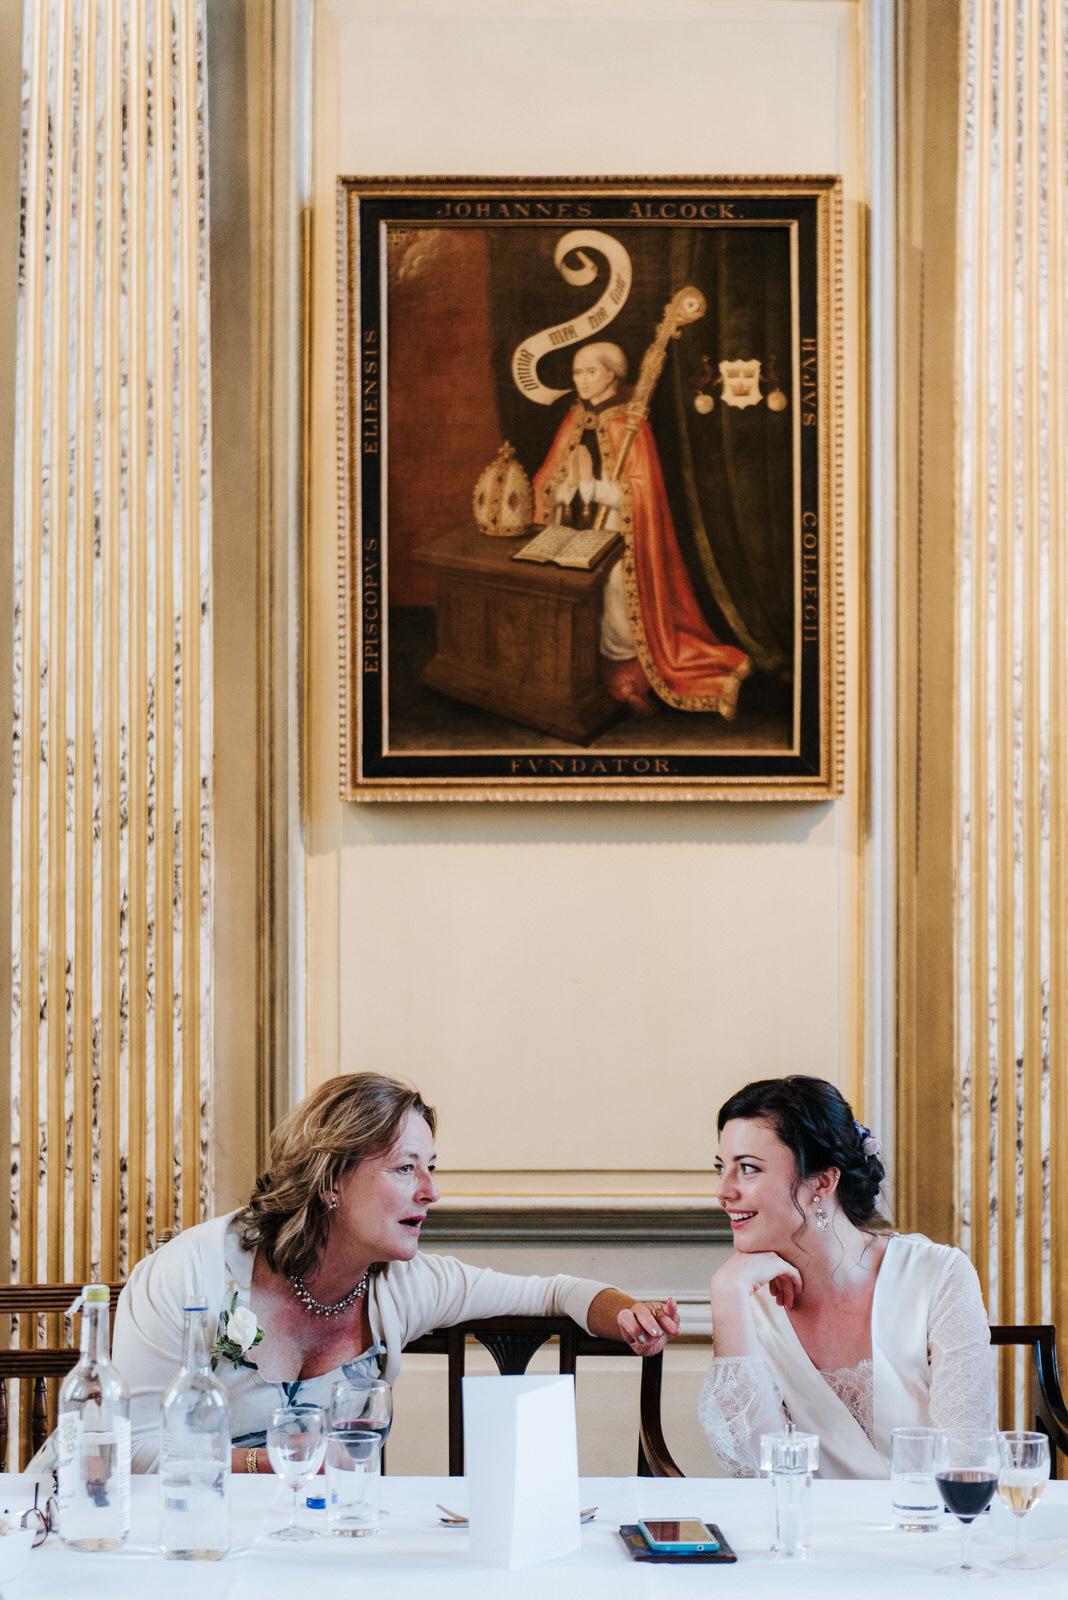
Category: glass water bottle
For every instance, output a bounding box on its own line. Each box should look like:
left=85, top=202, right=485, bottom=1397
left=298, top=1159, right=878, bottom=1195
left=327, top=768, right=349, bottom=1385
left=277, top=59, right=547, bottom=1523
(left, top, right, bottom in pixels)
left=159, top=1300, right=231, bottom=1560
left=57, top=1284, right=131, bottom=1550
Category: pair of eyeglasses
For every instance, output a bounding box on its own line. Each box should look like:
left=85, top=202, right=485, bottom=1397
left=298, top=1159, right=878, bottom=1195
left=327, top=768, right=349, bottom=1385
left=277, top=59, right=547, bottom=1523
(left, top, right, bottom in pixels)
left=18, top=1480, right=58, bottom=1547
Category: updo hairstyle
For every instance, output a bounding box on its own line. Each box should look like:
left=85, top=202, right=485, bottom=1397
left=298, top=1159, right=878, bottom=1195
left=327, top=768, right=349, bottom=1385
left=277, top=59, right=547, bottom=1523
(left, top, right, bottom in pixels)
left=235, top=1072, right=437, bottom=1281
left=717, top=1074, right=890, bottom=1233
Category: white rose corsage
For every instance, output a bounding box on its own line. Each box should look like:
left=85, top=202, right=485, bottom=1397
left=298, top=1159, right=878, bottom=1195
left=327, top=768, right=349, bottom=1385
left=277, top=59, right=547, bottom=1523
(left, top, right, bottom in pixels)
left=210, top=1290, right=265, bottom=1372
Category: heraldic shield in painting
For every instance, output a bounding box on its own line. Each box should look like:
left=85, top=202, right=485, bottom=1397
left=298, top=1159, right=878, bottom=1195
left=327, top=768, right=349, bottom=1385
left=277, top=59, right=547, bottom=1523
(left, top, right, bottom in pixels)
left=338, top=176, right=843, bottom=801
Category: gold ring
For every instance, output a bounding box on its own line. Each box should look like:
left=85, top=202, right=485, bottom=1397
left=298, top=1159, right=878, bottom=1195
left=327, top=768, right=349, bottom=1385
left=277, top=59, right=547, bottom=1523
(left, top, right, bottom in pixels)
left=644, top=1301, right=667, bottom=1318
left=246, top=1447, right=259, bottom=1475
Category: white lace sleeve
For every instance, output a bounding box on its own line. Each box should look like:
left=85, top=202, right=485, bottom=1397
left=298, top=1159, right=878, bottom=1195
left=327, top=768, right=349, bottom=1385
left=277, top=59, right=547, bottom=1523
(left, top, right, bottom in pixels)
left=698, top=1355, right=788, bottom=1477
left=927, top=1249, right=996, bottom=1431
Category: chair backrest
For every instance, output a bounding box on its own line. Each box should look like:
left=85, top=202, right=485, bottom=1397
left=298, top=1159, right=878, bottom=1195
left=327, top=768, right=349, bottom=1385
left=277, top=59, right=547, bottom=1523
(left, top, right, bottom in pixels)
left=0, top=1292, right=687, bottom=1476
left=989, top=1324, right=1068, bottom=1478
left=404, top=1315, right=683, bottom=1477
left=0, top=1283, right=126, bottom=1471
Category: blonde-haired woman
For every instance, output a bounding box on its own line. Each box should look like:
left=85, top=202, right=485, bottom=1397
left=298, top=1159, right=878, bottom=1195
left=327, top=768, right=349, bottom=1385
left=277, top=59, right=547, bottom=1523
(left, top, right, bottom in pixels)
left=115, top=1072, right=678, bottom=1473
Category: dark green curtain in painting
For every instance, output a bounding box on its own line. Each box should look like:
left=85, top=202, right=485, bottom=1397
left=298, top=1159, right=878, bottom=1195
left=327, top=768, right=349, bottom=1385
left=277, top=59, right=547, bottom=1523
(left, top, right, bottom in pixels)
left=662, top=227, right=794, bottom=677
left=485, top=225, right=795, bottom=681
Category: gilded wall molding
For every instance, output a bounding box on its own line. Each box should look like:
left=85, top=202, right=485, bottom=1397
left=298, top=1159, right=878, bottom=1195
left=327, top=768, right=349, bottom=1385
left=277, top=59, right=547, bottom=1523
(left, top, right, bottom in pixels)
left=954, top=0, right=1067, bottom=1414
left=899, top=0, right=1068, bottom=1424
left=11, top=0, right=212, bottom=1282
left=893, top=0, right=963, bottom=1243
left=422, top=1198, right=732, bottom=1248
left=204, top=0, right=304, bottom=1206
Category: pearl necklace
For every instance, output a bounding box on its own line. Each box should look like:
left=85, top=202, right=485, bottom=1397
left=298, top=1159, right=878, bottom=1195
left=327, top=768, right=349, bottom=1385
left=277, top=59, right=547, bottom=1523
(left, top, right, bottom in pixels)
left=290, top=1271, right=370, bottom=1317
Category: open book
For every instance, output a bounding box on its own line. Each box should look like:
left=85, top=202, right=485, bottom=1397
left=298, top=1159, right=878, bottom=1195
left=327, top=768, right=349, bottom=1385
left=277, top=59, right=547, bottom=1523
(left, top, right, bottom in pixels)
left=511, top=523, right=620, bottom=571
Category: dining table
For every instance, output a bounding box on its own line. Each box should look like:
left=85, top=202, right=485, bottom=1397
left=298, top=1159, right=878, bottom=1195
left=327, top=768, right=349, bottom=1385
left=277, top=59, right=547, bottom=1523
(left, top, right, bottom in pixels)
left=2, top=1472, right=1068, bottom=1599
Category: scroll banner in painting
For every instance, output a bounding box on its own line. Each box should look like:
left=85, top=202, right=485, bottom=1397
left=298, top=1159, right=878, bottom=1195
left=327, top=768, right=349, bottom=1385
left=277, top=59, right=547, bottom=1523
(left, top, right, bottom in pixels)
left=511, top=230, right=632, bottom=405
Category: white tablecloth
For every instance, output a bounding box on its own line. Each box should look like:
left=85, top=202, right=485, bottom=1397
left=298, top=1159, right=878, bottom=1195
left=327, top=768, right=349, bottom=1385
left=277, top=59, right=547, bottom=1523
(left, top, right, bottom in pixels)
left=3, top=1473, right=1068, bottom=1599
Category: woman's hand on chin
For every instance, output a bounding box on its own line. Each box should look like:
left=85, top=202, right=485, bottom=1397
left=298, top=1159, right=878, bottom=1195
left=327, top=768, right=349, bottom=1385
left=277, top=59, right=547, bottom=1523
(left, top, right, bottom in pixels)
left=711, top=1250, right=803, bottom=1310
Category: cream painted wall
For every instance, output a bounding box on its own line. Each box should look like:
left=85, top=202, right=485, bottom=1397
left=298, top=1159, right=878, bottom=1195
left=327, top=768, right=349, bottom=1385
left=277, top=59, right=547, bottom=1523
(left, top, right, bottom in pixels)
left=306, top=0, right=868, bottom=1196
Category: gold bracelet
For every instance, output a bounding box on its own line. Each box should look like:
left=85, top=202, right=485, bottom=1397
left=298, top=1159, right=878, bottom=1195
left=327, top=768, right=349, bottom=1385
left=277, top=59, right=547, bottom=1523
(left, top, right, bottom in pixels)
left=246, top=1447, right=259, bottom=1475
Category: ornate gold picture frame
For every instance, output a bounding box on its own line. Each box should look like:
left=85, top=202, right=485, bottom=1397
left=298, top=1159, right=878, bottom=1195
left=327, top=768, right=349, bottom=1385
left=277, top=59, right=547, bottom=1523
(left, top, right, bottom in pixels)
left=338, top=176, right=843, bottom=801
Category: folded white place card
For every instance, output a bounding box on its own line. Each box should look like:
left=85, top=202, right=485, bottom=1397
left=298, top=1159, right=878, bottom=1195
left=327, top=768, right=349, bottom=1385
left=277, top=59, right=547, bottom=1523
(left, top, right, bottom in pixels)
left=463, top=1373, right=582, bottom=1568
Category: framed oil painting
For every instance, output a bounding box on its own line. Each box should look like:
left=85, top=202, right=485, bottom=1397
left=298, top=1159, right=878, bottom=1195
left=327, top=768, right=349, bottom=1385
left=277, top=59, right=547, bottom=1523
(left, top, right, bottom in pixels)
left=338, top=176, right=843, bottom=801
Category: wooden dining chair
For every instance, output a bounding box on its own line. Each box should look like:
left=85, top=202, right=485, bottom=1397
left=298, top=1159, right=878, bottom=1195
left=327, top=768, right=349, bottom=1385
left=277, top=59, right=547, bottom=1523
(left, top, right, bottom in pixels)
left=404, top=1314, right=683, bottom=1477
left=989, top=1324, right=1068, bottom=1478
left=0, top=1282, right=125, bottom=1471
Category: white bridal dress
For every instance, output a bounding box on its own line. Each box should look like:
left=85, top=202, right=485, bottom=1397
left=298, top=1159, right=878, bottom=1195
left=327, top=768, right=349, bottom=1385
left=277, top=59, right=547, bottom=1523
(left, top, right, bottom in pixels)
left=698, top=1233, right=996, bottom=1479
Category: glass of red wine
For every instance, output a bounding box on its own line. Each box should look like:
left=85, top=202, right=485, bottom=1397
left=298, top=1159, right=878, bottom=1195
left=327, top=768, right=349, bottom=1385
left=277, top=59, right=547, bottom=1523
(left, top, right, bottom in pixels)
left=331, top=1378, right=393, bottom=1511
left=331, top=1376, right=392, bottom=1443
left=933, top=1429, right=999, bottom=1578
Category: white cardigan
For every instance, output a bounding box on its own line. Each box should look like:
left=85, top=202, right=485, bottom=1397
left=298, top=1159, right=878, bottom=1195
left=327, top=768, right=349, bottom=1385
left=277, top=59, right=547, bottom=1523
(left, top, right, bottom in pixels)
left=112, top=1211, right=607, bottom=1472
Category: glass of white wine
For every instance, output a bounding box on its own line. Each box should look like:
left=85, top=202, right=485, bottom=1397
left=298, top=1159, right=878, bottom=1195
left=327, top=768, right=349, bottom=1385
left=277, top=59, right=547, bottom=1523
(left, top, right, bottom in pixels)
left=996, top=1430, right=1050, bottom=1569
left=266, top=1404, right=328, bottom=1540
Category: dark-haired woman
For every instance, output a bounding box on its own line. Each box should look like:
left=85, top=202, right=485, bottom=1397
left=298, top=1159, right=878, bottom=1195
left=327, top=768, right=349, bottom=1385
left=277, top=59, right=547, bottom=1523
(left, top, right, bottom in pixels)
left=699, top=1075, right=994, bottom=1479
left=114, top=1073, right=678, bottom=1473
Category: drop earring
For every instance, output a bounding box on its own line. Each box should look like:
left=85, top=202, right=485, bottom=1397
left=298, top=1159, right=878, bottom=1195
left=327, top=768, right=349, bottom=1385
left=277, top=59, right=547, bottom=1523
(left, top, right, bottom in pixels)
left=813, top=1194, right=830, bottom=1232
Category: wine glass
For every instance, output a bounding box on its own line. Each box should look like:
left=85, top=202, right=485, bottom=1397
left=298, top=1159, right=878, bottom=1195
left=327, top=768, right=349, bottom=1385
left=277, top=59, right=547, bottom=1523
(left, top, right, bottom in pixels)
left=331, top=1376, right=392, bottom=1444
left=997, top=1430, right=1050, bottom=1569
left=266, top=1404, right=327, bottom=1540
left=933, top=1428, right=999, bottom=1578
left=331, top=1378, right=392, bottom=1513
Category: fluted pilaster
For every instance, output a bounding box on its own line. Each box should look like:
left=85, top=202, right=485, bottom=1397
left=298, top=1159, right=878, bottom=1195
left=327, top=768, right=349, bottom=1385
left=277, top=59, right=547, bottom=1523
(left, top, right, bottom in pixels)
left=12, top=0, right=212, bottom=1290
left=956, top=0, right=1067, bottom=1414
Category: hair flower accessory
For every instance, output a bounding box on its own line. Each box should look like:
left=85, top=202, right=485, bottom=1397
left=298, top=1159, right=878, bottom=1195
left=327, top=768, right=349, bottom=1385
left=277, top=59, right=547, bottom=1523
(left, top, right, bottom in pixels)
left=854, top=1120, right=883, bottom=1161
left=210, top=1290, right=264, bottom=1372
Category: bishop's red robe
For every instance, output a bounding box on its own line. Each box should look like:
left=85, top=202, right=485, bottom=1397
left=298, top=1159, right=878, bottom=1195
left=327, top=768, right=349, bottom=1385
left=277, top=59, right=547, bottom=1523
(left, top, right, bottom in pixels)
left=533, top=396, right=751, bottom=717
